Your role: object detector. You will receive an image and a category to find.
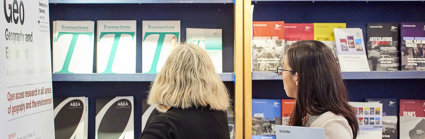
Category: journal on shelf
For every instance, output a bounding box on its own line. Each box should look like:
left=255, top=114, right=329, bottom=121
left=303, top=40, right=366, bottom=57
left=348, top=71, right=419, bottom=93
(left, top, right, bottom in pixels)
left=142, top=20, right=180, bottom=74
left=252, top=21, right=285, bottom=72
left=366, top=98, right=398, bottom=139
left=186, top=28, right=223, bottom=73
left=366, top=23, right=400, bottom=71
left=53, top=20, right=94, bottom=73
left=54, top=97, right=88, bottom=139
left=401, top=22, right=425, bottom=71
left=96, top=96, right=134, bottom=139
left=334, top=28, right=370, bottom=71
left=97, top=20, right=137, bottom=73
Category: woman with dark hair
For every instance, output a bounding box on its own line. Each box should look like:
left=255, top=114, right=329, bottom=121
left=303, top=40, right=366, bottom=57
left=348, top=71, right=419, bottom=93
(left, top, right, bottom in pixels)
left=278, top=40, right=358, bottom=139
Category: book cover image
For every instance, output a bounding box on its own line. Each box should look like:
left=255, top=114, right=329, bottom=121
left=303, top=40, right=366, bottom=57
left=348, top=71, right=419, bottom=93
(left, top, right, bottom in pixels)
left=313, top=23, right=346, bottom=57
left=284, top=23, right=314, bottom=46
left=401, top=22, right=425, bottom=71
left=142, top=20, right=180, bottom=73
left=141, top=96, right=158, bottom=132
left=281, top=99, right=296, bottom=126
left=367, top=23, right=400, bottom=71
left=334, top=28, right=371, bottom=71
left=252, top=99, right=282, bottom=139
left=96, top=96, right=134, bottom=139
left=97, top=20, right=136, bottom=73
left=252, top=21, right=285, bottom=72
left=349, top=102, right=383, bottom=139
left=399, top=99, right=425, bottom=139
left=227, top=102, right=235, bottom=139
left=366, top=98, right=398, bottom=139
left=53, top=20, right=94, bottom=73
left=186, top=28, right=223, bottom=73
left=54, top=97, right=88, bottom=139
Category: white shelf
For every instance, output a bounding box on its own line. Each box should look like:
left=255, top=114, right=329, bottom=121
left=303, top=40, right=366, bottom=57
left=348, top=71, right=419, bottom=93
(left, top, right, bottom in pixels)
left=252, top=0, right=424, bottom=2
left=252, top=71, right=425, bottom=80
left=53, top=73, right=235, bottom=82
left=49, top=0, right=234, bottom=4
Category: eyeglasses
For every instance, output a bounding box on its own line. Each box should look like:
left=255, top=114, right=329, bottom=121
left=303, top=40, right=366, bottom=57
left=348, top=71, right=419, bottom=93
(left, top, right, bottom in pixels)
left=276, top=65, right=296, bottom=75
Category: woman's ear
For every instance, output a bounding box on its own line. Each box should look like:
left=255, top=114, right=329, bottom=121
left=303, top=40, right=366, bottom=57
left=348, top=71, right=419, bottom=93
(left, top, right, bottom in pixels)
left=294, top=72, right=299, bottom=86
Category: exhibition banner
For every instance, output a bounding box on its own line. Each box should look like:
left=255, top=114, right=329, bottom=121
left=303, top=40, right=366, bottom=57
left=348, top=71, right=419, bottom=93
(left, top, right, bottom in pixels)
left=1, top=0, right=54, bottom=138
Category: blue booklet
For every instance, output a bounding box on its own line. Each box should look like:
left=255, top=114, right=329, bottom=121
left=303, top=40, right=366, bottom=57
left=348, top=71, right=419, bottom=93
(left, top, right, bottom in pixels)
left=252, top=99, right=282, bottom=139
left=275, top=125, right=324, bottom=139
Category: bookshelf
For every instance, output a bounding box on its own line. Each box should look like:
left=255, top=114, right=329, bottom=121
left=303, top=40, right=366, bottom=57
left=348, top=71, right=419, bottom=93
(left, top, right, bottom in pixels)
left=244, top=0, right=425, bottom=138
left=52, top=73, right=235, bottom=82
left=49, top=1, right=244, bottom=139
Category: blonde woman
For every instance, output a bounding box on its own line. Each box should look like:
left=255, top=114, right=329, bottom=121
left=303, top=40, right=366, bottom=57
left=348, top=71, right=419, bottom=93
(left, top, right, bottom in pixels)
left=140, top=43, right=230, bottom=139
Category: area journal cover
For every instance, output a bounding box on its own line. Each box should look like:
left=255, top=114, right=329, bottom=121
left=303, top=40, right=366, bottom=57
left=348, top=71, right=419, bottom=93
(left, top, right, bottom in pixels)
left=97, top=20, right=136, bottom=73
left=53, top=20, right=94, bottom=73
left=54, top=97, right=88, bottom=139
left=96, top=96, right=134, bottom=139
left=142, top=20, right=180, bottom=73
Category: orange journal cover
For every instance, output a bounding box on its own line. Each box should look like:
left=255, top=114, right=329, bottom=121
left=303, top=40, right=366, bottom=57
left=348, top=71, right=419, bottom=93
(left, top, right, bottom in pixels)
left=281, top=99, right=296, bottom=125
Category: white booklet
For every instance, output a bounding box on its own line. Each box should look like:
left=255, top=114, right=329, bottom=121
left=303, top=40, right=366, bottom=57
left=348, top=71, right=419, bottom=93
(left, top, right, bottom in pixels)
left=334, top=28, right=370, bottom=71
left=275, top=125, right=324, bottom=139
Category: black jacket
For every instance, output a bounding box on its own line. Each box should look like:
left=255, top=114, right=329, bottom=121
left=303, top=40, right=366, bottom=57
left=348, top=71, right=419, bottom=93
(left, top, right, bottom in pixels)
left=140, top=106, right=230, bottom=139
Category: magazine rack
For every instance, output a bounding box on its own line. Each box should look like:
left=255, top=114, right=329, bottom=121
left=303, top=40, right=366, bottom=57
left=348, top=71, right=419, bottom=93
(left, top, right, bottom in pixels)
left=49, top=1, right=244, bottom=138
left=243, top=0, right=425, bottom=138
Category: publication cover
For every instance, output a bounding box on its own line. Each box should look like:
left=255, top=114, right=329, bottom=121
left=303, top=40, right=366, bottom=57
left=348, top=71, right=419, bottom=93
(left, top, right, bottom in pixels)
left=401, top=22, right=425, bottom=71
left=366, top=98, right=398, bottom=139
left=334, top=28, right=371, bottom=71
left=281, top=99, right=296, bottom=126
left=53, top=20, right=94, bottom=73
left=275, top=125, right=325, bottom=139
left=349, top=102, right=383, bottom=139
left=284, top=23, right=314, bottom=46
left=54, top=97, right=88, bottom=139
left=252, top=99, right=282, bottom=139
left=141, top=96, right=158, bottom=132
left=96, top=96, right=134, bottom=139
left=227, top=103, right=235, bottom=139
left=142, top=20, right=180, bottom=73
left=186, top=28, right=223, bottom=73
left=313, top=23, right=346, bottom=57
left=367, top=23, right=400, bottom=71
left=252, top=21, right=285, bottom=72
left=399, top=99, right=425, bottom=139
left=97, top=20, right=136, bottom=73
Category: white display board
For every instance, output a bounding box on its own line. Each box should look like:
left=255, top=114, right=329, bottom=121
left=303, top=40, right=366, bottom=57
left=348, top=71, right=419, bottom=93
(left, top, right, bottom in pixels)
left=1, top=0, right=54, bottom=138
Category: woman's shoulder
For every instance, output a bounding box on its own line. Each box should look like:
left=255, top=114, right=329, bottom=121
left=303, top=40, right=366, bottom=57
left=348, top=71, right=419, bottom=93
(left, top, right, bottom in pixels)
left=311, top=111, right=348, bottom=126
left=310, top=111, right=353, bottom=139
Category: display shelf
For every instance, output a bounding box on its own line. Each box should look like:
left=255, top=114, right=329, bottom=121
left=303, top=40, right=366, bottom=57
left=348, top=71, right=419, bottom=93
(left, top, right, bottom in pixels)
left=252, top=71, right=425, bottom=80
left=252, top=0, right=424, bottom=2
left=49, top=0, right=233, bottom=4
left=52, top=73, right=235, bottom=82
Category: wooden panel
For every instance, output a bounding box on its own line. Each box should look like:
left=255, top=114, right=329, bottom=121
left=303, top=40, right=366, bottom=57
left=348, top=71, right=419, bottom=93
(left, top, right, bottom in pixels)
left=234, top=0, right=245, bottom=139
left=243, top=0, right=253, bottom=138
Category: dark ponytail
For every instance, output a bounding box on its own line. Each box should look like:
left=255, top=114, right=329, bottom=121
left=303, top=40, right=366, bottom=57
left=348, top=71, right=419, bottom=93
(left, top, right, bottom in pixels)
left=286, top=40, right=358, bottom=139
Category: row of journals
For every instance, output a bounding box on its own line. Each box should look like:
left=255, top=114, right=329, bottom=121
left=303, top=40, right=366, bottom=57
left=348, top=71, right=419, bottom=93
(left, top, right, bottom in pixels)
left=252, top=98, right=425, bottom=139
left=252, top=22, right=425, bottom=72
left=53, top=20, right=223, bottom=74
left=53, top=96, right=235, bottom=139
